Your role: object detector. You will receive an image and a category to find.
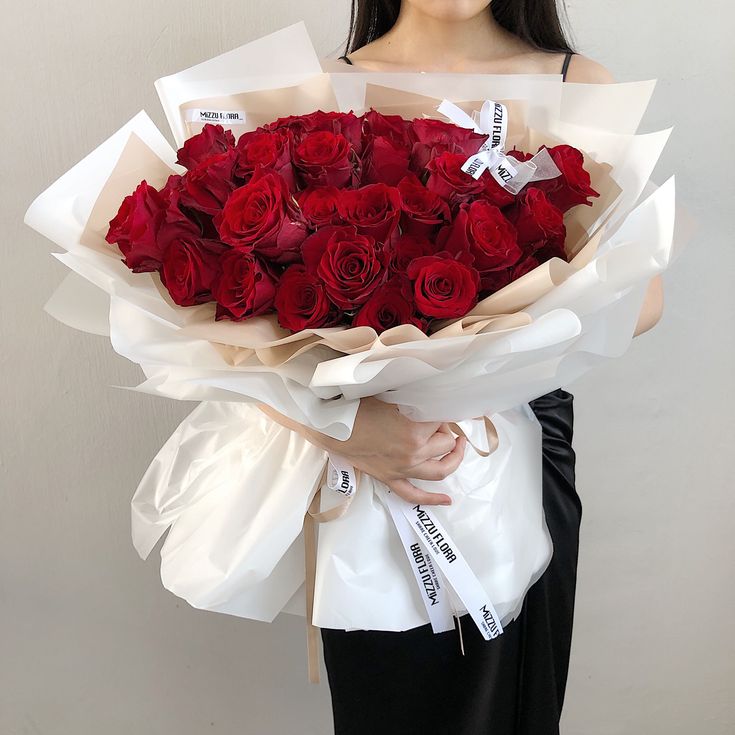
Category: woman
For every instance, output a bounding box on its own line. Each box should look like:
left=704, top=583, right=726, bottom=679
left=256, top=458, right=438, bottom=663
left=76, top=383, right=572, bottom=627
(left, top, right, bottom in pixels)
left=263, top=2, right=664, bottom=732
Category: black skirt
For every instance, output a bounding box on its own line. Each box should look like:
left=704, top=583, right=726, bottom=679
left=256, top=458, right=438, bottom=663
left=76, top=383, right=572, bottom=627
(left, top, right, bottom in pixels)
left=320, top=389, right=581, bottom=735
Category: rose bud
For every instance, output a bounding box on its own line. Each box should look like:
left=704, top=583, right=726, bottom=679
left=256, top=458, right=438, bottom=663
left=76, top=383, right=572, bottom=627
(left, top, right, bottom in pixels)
left=179, top=148, right=238, bottom=215
left=301, top=225, right=388, bottom=311
left=176, top=124, right=235, bottom=170
left=537, top=144, right=600, bottom=212
left=353, top=277, right=424, bottom=334
left=425, top=151, right=487, bottom=209
left=159, top=237, right=226, bottom=307
left=407, top=252, right=480, bottom=319
left=386, top=233, right=436, bottom=276
left=362, top=109, right=412, bottom=148
left=482, top=172, right=517, bottom=209
left=478, top=252, right=541, bottom=296
left=215, top=168, right=307, bottom=264
left=296, top=186, right=343, bottom=228
left=156, top=175, right=203, bottom=249
left=438, top=200, right=523, bottom=273
left=106, top=180, right=167, bottom=272
left=509, top=187, right=566, bottom=252
left=397, top=173, right=451, bottom=238
left=234, top=129, right=295, bottom=189
left=409, top=118, right=486, bottom=172
left=337, top=183, right=402, bottom=245
left=362, top=136, right=411, bottom=187
left=275, top=264, right=335, bottom=332
left=211, top=249, right=277, bottom=321
left=292, top=130, right=357, bottom=189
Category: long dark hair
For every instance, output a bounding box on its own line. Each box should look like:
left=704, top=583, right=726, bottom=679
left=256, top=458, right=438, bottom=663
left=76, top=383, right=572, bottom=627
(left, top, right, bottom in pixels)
left=345, top=0, right=574, bottom=55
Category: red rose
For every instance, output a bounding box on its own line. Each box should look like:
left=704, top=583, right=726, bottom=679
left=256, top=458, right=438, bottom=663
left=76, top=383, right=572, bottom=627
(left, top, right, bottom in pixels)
left=179, top=149, right=238, bottom=215
left=157, top=175, right=210, bottom=247
left=533, top=240, right=567, bottom=263
left=176, top=124, right=235, bottom=170
left=362, top=110, right=412, bottom=148
left=482, top=173, right=517, bottom=209
left=337, top=183, right=402, bottom=244
left=478, top=268, right=512, bottom=295
left=506, top=149, right=534, bottom=163
left=409, top=118, right=486, bottom=172
left=212, top=249, right=277, bottom=321
left=478, top=252, right=541, bottom=296
left=397, top=174, right=451, bottom=238
left=538, top=144, right=599, bottom=212
left=425, top=151, right=486, bottom=209
left=274, top=264, right=334, bottom=331
left=512, top=253, right=542, bottom=278
left=265, top=111, right=363, bottom=153
left=301, top=225, right=387, bottom=310
left=387, top=233, right=436, bottom=275
left=293, top=130, right=357, bottom=188
left=106, top=180, right=167, bottom=272
left=353, top=277, right=424, bottom=333
left=234, top=129, right=295, bottom=189
left=296, top=186, right=343, bottom=228
left=362, top=136, right=411, bottom=186
left=215, top=169, right=307, bottom=263
left=510, top=187, right=566, bottom=251
left=438, top=200, right=522, bottom=273
left=159, top=237, right=226, bottom=306
left=407, top=252, right=480, bottom=319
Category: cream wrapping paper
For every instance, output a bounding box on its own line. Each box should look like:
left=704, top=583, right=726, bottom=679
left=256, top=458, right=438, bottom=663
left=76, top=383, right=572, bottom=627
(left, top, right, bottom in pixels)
left=25, top=22, right=683, bottom=635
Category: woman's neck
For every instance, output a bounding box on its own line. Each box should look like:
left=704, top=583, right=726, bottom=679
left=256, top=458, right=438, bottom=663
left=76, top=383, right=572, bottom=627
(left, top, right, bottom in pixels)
left=356, top=5, right=527, bottom=72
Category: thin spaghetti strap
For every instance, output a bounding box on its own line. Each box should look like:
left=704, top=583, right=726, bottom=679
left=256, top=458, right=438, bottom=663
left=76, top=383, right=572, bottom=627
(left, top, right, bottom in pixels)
left=561, top=51, right=574, bottom=82
left=339, top=54, right=353, bottom=66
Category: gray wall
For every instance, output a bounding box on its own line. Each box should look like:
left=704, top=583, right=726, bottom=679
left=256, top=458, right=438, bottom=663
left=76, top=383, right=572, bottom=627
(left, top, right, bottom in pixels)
left=1, top=1, right=732, bottom=733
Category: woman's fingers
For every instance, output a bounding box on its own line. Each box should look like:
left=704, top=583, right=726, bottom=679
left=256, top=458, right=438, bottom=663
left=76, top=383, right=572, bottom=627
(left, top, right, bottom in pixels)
left=409, top=435, right=467, bottom=481
left=386, top=477, right=452, bottom=507
left=411, top=428, right=458, bottom=465
left=384, top=435, right=466, bottom=504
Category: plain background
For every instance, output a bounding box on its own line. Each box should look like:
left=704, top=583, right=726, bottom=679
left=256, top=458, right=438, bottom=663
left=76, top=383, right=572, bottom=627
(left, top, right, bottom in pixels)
left=1, top=1, right=733, bottom=733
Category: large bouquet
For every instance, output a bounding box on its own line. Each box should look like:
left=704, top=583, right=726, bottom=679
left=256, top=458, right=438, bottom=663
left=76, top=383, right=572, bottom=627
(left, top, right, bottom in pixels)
left=25, top=22, right=681, bottom=679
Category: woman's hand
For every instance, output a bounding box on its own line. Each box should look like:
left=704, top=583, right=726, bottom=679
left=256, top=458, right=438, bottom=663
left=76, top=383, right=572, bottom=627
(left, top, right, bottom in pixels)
left=258, top=397, right=466, bottom=506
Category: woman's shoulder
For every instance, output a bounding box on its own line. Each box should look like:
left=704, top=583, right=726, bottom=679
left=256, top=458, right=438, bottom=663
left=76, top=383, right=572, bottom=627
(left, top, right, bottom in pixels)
left=565, top=54, right=616, bottom=84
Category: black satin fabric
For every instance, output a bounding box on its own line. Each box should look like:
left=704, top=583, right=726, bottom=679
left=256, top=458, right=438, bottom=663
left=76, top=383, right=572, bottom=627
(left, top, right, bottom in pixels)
left=320, top=388, right=581, bottom=735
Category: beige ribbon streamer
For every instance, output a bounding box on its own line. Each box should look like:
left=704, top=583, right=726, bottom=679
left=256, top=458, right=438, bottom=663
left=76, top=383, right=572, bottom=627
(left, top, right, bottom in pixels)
left=304, top=463, right=359, bottom=684
left=447, top=416, right=499, bottom=457
left=301, top=417, right=498, bottom=683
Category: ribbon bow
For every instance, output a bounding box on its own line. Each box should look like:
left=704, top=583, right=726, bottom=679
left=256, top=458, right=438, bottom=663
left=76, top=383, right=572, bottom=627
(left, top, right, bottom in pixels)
left=436, top=99, right=561, bottom=194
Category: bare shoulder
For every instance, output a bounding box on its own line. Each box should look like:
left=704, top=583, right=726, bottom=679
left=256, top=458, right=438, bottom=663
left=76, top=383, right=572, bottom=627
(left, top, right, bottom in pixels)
left=565, top=54, right=616, bottom=84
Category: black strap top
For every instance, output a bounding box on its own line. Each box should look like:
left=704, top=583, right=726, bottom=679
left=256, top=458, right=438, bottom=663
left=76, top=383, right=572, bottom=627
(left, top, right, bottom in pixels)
left=339, top=50, right=575, bottom=82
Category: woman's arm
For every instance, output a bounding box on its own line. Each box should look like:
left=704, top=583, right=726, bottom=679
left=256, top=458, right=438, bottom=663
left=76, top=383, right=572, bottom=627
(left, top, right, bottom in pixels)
left=633, top=274, right=664, bottom=336
left=566, top=56, right=665, bottom=337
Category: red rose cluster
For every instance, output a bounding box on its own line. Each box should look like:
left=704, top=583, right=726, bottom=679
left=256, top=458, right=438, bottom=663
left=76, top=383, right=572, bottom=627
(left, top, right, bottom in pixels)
left=106, top=111, right=599, bottom=333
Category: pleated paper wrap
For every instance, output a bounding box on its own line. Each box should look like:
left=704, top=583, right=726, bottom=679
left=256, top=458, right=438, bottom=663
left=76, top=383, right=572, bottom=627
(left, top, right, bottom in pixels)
left=25, top=22, right=683, bottom=637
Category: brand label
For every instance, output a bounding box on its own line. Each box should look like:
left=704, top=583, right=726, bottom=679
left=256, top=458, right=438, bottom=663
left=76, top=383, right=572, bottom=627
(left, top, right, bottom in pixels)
left=185, top=109, right=247, bottom=125
left=326, top=453, right=357, bottom=497
left=489, top=102, right=506, bottom=149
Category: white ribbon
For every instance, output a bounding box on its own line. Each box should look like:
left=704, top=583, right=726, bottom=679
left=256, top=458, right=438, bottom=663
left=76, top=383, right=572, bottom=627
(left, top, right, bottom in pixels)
left=397, top=498, right=504, bottom=640
left=436, top=98, right=562, bottom=195
left=382, top=490, right=456, bottom=634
